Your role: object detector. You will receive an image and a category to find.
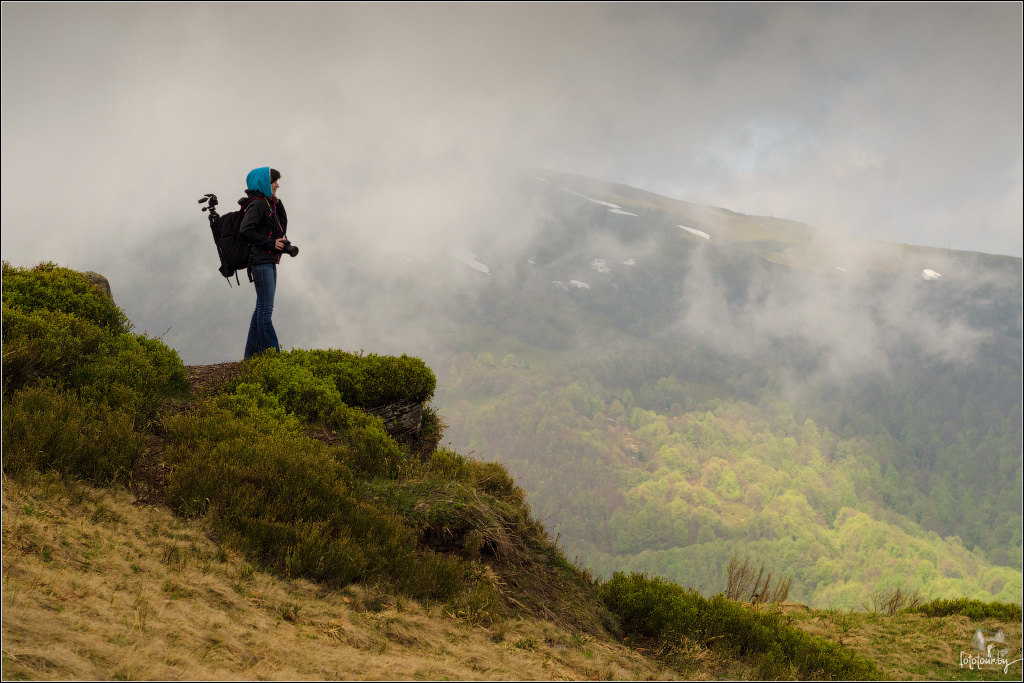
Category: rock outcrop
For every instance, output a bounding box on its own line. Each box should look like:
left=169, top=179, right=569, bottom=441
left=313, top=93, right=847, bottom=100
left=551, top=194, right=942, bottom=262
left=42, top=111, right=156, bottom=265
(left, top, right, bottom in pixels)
left=83, top=271, right=112, bottom=299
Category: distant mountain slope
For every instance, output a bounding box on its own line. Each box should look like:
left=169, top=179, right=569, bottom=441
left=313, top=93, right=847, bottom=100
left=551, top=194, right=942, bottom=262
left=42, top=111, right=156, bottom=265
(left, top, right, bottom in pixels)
left=426, top=169, right=1022, bottom=608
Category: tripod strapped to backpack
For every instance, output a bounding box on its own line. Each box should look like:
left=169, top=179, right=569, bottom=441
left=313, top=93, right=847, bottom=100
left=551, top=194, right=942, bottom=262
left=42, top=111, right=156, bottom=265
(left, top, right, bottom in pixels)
left=199, top=193, right=253, bottom=287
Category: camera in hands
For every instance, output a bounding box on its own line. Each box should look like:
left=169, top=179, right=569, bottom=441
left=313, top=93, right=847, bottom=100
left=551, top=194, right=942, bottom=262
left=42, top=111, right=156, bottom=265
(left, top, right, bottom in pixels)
left=280, top=240, right=299, bottom=257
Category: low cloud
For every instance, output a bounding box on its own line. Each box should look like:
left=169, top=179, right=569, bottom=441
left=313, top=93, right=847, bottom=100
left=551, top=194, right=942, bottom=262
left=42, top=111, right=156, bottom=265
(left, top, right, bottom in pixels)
left=675, top=233, right=991, bottom=386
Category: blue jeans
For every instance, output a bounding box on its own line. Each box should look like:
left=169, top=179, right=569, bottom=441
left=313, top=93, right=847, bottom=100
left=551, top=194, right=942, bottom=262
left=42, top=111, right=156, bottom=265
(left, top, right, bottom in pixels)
left=244, top=263, right=281, bottom=359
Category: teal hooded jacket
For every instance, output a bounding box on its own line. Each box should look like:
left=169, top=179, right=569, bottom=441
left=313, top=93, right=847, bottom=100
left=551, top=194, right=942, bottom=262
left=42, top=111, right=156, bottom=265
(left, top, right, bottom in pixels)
left=246, top=167, right=273, bottom=198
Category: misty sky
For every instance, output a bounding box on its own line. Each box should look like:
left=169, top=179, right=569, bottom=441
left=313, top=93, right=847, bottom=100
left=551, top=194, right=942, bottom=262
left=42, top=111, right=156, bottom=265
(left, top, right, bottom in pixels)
left=1, top=3, right=1022, bottom=370
left=2, top=2, right=1021, bottom=267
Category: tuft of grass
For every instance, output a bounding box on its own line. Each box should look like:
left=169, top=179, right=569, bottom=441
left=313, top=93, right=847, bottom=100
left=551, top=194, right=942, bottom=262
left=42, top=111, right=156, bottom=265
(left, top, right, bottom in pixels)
left=865, top=585, right=924, bottom=616
left=725, top=553, right=792, bottom=605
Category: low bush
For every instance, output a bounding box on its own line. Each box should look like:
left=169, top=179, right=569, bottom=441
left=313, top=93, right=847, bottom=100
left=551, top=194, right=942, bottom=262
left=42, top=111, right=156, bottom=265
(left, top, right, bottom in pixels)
left=371, top=475, right=540, bottom=567
left=162, top=399, right=468, bottom=600
left=2, top=384, right=144, bottom=483
left=239, top=348, right=436, bottom=409
left=2, top=305, right=106, bottom=394
left=599, top=572, right=879, bottom=680
left=906, top=597, right=1022, bottom=621
left=227, top=350, right=440, bottom=478
left=2, top=263, right=188, bottom=416
left=425, top=448, right=526, bottom=506
left=2, top=261, right=130, bottom=333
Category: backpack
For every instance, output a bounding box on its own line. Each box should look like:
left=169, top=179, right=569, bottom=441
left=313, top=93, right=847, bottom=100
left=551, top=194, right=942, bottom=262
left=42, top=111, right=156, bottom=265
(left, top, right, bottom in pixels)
left=198, top=194, right=259, bottom=285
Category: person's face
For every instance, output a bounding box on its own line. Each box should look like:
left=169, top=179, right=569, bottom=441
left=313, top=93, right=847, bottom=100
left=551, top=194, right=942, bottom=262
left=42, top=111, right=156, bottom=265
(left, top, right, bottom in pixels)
left=271, top=179, right=279, bottom=197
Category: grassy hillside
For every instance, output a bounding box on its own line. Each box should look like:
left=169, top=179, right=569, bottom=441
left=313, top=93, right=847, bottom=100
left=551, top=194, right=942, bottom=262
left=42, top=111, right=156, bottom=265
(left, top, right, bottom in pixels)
left=4, top=474, right=1021, bottom=680
left=1, top=261, right=604, bottom=628
left=1, top=477, right=672, bottom=680
left=3, top=261, right=1021, bottom=680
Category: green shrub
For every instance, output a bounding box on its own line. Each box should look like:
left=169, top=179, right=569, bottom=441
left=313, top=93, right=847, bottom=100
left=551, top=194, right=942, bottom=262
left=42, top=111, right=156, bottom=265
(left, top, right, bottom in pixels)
left=2, top=263, right=187, bottom=416
left=906, top=597, right=1022, bottom=621
left=426, top=447, right=472, bottom=481
left=467, top=460, right=525, bottom=504
left=163, top=401, right=465, bottom=599
left=2, top=305, right=106, bottom=393
left=599, top=572, right=879, bottom=680
left=330, top=405, right=407, bottom=478
left=232, top=358, right=343, bottom=424
left=401, top=550, right=468, bottom=601
left=2, top=384, right=143, bottom=483
left=72, top=333, right=188, bottom=417
left=239, top=348, right=436, bottom=409
left=2, top=261, right=130, bottom=332
left=227, top=353, right=414, bottom=478
left=230, top=350, right=442, bottom=479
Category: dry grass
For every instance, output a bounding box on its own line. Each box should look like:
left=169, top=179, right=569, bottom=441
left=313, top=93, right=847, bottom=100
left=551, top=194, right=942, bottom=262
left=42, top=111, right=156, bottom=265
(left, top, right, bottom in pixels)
left=724, top=554, right=792, bottom=605
left=2, top=476, right=678, bottom=681
left=865, top=585, right=925, bottom=616
left=782, top=602, right=1023, bottom=681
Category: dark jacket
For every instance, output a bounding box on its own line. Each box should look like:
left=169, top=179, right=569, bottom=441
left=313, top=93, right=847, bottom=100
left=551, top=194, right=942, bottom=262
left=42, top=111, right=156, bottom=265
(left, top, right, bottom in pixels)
left=238, top=190, right=288, bottom=266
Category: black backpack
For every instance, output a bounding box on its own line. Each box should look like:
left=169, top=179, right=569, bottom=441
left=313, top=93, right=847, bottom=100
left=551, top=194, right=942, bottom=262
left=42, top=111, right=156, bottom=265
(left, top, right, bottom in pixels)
left=198, top=193, right=259, bottom=285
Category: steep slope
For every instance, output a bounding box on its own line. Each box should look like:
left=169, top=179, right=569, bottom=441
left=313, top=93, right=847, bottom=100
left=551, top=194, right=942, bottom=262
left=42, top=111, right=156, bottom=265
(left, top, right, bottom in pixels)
left=1, top=477, right=673, bottom=681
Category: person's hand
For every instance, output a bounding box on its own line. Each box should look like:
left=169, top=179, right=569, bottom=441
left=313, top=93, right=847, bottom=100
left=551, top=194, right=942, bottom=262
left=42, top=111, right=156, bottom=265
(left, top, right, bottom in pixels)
left=275, top=238, right=286, bottom=251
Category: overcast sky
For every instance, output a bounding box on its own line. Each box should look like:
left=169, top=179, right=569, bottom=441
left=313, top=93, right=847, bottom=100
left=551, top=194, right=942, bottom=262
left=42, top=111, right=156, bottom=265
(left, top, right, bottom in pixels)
left=3, top=2, right=1021, bottom=264
left=2, top=3, right=1022, bottom=366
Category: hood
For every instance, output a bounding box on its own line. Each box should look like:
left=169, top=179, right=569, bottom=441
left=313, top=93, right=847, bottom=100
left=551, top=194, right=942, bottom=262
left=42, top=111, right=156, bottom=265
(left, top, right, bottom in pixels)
left=246, top=167, right=273, bottom=198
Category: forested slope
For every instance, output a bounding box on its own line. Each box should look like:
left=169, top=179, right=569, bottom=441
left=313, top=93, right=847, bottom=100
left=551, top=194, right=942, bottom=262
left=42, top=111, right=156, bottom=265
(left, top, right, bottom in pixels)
left=436, top=351, right=1021, bottom=608
left=427, top=170, right=1023, bottom=610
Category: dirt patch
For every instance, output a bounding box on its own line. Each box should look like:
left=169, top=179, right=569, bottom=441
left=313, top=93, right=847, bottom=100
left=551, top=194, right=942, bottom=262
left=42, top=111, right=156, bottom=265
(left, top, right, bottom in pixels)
left=184, top=361, right=245, bottom=397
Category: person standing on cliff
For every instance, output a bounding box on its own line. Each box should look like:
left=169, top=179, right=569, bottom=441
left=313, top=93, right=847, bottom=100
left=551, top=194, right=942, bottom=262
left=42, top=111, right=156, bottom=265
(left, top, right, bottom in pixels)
left=239, top=167, right=289, bottom=360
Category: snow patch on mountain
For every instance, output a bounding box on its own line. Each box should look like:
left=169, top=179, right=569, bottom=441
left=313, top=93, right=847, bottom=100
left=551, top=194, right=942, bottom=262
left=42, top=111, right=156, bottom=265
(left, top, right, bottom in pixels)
left=448, top=247, right=490, bottom=274
left=553, top=280, right=591, bottom=291
left=679, top=225, right=711, bottom=240
left=561, top=188, right=621, bottom=209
